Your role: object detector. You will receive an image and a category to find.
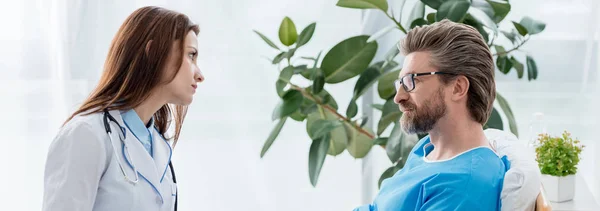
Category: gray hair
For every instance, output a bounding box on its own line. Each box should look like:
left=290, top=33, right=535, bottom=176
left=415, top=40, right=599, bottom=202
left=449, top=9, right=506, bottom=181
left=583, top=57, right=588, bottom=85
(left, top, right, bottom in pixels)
left=400, top=19, right=495, bottom=125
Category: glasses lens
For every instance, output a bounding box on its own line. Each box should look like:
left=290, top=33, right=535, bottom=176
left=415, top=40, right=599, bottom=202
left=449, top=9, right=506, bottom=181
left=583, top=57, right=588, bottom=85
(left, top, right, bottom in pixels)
left=394, top=79, right=402, bottom=91
left=403, top=75, right=414, bottom=91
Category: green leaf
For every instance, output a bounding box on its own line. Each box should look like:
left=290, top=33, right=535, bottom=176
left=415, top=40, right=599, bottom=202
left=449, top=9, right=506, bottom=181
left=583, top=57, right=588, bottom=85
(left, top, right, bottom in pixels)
left=308, top=133, right=330, bottom=187
left=496, top=92, right=518, bottom=137
left=292, top=65, right=308, bottom=74
left=321, top=36, right=378, bottom=83
left=426, top=12, right=436, bottom=23
left=378, top=162, right=404, bottom=189
left=463, top=14, right=489, bottom=42
left=519, top=16, right=546, bottom=35
left=260, top=117, right=287, bottom=158
left=301, top=68, right=318, bottom=80
left=468, top=7, right=498, bottom=32
left=346, top=99, right=358, bottom=118
left=386, top=123, right=403, bottom=162
left=421, top=0, right=444, bottom=9
left=316, top=89, right=339, bottom=110
left=373, top=137, right=388, bottom=146
left=501, top=30, right=517, bottom=44
left=309, top=119, right=343, bottom=139
left=486, top=0, right=511, bottom=23
left=300, top=98, right=318, bottom=115
left=406, top=1, right=425, bottom=28
left=314, top=51, right=322, bottom=68
left=510, top=56, right=524, bottom=79
left=512, top=22, right=528, bottom=36
left=345, top=123, right=374, bottom=158
left=301, top=56, right=316, bottom=62
left=276, top=66, right=295, bottom=97
left=271, top=90, right=304, bottom=120
left=377, top=99, right=402, bottom=135
left=378, top=165, right=399, bottom=189
left=471, top=0, right=511, bottom=23
left=297, top=23, right=316, bottom=47
left=384, top=47, right=400, bottom=66
left=290, top=110, right=307, bottom=121
left=253, top=30, right=280, bottom=50
left=283, top=48, right=296, bottom=60
left=386, top=123, right=419, bottom=163
left=410, top=18, right=429, bottom=29
left=372, top=104, right=384, bottom=111
left=471, top=0, right=493, bottom=18
left=485, top=107, right=503, bottom=130
left=353, top=67, right=381, bottom=99
left=367, top=25, right=397, bottom=43
left=306, top=107, right=347, bottom=155
left=526, top=55, right=538, bottom=81
left=312, top=68, right=325, bottom=94
left=279, top=17, right=298, bottom=46
left=435, top=0, right=470, bottom=22
left=496, top=56, right=513, bottom=74
left=360, top=116, right=369, bottom=127
left=336, top=0, right=389, bottom=12
left=378, top=70, right=400, bottom=99
left=273, top=52, right=285, bottom=64
left=494, top=45, right=506, bottom=56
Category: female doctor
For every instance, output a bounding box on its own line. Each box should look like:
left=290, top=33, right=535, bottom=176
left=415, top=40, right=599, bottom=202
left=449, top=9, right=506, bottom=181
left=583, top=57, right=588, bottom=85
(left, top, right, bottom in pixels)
left=42, top=6, right=204, bottom=211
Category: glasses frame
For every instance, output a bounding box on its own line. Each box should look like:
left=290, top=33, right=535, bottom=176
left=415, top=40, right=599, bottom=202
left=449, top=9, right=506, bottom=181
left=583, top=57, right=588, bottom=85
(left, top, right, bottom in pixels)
left=394, top=72, right=457, bottom=92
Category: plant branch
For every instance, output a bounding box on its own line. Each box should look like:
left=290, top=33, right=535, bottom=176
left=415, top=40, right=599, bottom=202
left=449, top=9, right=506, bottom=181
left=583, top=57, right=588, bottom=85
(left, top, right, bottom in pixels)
left=289, top=84, right=376, bottom=139
left=384, top=12, right=406, bottom=34
left=494, top=36, right=530, bottom=57
left=488, top=32, right=497, bottom=48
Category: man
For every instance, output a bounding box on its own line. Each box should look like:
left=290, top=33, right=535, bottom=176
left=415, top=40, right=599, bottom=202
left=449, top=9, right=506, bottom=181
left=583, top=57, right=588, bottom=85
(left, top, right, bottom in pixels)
left=354, top=20, right=509, bottom=210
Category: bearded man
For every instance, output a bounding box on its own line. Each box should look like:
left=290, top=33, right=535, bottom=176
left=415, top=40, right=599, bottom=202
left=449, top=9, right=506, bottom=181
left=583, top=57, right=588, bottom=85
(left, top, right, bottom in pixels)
left=354, top=20, right=510, bottom=211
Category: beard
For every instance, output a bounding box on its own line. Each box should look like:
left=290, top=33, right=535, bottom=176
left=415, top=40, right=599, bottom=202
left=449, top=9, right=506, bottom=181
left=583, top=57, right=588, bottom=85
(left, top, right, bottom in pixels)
left=400, top=88, right=447, bottom=134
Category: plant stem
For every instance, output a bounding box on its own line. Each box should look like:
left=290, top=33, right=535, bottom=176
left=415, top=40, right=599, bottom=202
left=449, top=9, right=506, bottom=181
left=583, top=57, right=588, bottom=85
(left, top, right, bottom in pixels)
left=494, top=37, right=530, bottom=57
left=488, top=33, right=497, bottom=48
left=289, top=84, right=376, bottom=139
left=385, top=12, right=406, bottom=34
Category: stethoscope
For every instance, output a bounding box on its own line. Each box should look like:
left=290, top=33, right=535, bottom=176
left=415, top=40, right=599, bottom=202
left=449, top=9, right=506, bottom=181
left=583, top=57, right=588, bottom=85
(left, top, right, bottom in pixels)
left=103, top=110, right=178, bottom=210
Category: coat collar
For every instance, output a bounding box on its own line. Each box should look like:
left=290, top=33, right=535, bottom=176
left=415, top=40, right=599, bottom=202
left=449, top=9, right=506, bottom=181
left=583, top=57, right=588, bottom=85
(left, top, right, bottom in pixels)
left=107, top=110, right=172, bottom=204
left=120, top=109, right=154, bottom=153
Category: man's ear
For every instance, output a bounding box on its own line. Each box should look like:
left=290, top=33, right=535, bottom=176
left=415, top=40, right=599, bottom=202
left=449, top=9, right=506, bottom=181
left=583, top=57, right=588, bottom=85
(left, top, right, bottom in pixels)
left=145, top=40, right=153, bottom=56
left=451, top=75, right=470, bottom=101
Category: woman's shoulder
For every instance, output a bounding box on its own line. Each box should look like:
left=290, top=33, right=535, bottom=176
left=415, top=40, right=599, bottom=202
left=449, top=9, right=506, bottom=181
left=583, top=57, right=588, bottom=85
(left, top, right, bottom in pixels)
left=57, top=111, right=106, bottom=142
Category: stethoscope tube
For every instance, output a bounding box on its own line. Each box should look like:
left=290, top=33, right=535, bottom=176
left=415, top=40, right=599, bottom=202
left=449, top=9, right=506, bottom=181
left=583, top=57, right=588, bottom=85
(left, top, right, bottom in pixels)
left=103, top=110, right=140, bottom=185
left=103, top=110, right=178, bottom=211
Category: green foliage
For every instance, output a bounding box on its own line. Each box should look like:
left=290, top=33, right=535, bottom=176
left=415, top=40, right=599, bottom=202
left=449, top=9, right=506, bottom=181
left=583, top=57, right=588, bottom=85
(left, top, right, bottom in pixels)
left=535, top=132, right=584, bottom=176
left=253, top=1, right=545, bottom=187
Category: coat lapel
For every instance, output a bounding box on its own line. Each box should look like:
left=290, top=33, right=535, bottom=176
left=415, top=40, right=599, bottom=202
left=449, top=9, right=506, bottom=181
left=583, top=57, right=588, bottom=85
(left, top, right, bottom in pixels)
left=109, top=110, right=165, bottom=203
left=151, top=128, right=172, bottom=183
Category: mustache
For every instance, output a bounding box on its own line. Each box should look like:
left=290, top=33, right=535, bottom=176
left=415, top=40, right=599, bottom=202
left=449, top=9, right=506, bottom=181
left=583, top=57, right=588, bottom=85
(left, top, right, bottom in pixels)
left=399, top=101, right=416, bottom=111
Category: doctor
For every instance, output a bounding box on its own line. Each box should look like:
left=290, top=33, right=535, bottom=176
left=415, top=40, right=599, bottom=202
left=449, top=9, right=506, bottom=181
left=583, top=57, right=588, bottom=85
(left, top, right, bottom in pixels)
left=43, top=6, right=204, bottom=211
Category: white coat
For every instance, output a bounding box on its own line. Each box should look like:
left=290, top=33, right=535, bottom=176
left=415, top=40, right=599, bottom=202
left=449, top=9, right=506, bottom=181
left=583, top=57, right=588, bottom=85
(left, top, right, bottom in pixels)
left=43, top=110, right=177, bottom=211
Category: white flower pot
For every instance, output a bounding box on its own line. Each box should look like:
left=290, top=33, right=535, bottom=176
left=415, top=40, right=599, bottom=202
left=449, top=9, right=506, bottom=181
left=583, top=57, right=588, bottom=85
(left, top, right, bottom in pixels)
left=540, top=174, right=575, bottom=202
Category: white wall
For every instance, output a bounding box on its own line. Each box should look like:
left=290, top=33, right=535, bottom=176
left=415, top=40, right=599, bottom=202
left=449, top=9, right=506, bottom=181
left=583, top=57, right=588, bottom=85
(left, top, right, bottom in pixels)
left=1, top=0, right=599, bottom=210
left=0, top=0, right=370, bottom=210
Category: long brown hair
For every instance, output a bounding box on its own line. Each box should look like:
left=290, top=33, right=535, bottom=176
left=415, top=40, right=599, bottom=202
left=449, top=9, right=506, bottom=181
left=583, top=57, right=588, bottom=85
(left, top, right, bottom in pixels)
left=65, top=6, right=200, bottom=146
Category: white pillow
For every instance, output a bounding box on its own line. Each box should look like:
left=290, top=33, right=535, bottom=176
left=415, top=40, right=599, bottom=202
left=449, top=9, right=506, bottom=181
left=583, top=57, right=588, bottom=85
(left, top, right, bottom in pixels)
left=484, top=129, right=541, bottom=211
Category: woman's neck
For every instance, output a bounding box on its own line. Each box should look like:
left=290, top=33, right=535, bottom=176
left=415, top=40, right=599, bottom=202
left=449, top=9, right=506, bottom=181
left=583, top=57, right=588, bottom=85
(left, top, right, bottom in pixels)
left=133, top=92, right=165, bottom=125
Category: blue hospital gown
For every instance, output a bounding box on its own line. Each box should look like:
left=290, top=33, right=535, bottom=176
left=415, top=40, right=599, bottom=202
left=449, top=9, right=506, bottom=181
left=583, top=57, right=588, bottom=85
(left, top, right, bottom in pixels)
left=355, top=136, right=510, bottom=211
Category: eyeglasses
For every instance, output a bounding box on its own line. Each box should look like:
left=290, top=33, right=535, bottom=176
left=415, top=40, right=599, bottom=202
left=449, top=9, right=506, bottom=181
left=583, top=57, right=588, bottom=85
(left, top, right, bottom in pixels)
left=394, top=72, right=457, bottom=92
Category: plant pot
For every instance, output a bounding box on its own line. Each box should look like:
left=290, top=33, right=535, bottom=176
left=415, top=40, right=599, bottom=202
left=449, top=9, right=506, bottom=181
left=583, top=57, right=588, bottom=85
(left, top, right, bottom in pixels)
left=540, top=174, right=575, bottom=202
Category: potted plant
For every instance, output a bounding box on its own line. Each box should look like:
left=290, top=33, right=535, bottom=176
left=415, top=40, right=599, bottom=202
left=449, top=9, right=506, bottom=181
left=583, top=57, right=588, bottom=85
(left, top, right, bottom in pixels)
left=535, top=131, right=584, bottom=202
